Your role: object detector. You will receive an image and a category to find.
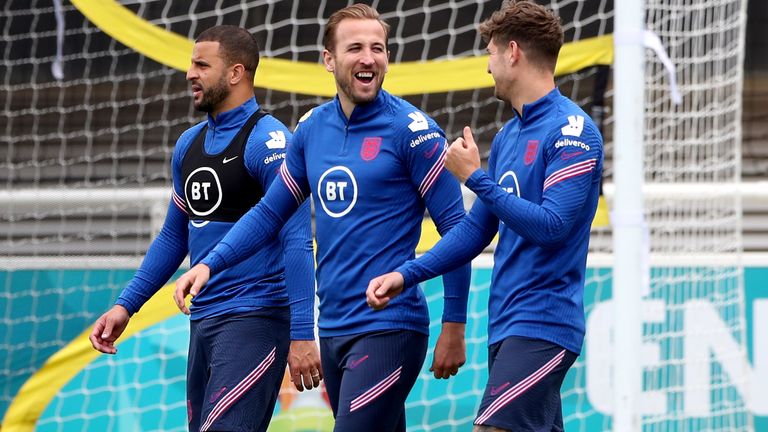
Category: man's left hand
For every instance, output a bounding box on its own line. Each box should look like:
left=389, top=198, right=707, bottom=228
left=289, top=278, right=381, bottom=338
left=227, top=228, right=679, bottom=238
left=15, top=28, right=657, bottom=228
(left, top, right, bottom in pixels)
left=429, top=322, right=466, bottom=379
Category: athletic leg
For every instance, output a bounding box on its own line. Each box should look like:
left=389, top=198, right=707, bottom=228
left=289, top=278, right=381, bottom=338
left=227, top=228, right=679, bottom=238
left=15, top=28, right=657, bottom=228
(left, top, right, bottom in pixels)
left=197, top=308, right=290, bottom=432
left=473, top=336, right=577, bottom=432
left=551, top=395, right=564, bottom=432
left=320, top=336, right=344, bottom=418
left=331, top=330, right=427, bottom=432
left=186, top=319, right=209, bottom=432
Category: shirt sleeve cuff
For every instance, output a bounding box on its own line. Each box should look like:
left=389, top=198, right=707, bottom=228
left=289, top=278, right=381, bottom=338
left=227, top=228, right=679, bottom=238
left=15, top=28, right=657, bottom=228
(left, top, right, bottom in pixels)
left=114, top=298, right=137, bottom=316
left=441, top=304, right=467, bottom=323
left=290, top=323, right=315, bottom=340
left=200, top=252, right=226, bottom=274
left=464, top=168, right=487, bottom=189
left=394, top=264, right=416, bottom=289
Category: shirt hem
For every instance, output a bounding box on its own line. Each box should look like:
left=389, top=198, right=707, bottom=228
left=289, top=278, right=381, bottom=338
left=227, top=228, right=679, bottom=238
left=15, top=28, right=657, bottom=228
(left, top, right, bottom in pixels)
left=489, top=327, right=583, bottom=355
left=318, top=321, right=429, bottom=338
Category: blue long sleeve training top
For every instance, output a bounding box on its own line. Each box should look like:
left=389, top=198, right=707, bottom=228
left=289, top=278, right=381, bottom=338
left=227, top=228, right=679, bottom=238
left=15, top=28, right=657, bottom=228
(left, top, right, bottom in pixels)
left=203, top=90, right=471, bottom=337
left=397, top=88, right=603, bottom=354
left=116, top=98, right=315, bottom=340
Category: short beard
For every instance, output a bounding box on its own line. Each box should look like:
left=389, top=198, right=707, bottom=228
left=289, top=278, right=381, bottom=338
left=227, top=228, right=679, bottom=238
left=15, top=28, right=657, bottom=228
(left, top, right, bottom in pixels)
left=195, top=74, right=230, bottom=113
left=351, top=90, right=378, bottom=105
left=337, top=72, right=382, bottom=105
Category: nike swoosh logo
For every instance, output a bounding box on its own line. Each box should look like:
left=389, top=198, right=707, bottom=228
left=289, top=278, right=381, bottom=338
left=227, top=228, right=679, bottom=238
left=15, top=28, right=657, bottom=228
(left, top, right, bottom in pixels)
left=423, top=142, right=440, bottom=159
left=223, top=155, right=239, bottom=163
left=490, top=382, right=510, bottom=396
left=209, top=386, right=227, bottom=403
left=560, top=151, right=584, bottom=160
left=349, top=355, right=369, bottom=369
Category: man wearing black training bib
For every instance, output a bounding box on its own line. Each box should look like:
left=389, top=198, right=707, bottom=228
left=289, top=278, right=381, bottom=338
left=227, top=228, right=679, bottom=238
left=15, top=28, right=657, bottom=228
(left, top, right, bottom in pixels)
left=89, top=25, right=321, bottom=432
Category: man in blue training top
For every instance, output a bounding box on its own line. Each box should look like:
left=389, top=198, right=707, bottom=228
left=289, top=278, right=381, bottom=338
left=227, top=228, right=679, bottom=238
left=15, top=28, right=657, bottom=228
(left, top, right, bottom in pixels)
left=367, top=1, right=604, bottom=431
left=89, top=25, right=321, bottom=432
left=174, top=5, right=471, bottom=431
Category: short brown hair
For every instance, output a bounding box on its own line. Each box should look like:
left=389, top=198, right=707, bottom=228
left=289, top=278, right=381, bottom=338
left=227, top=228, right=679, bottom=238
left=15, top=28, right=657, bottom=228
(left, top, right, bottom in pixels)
left=196, top=25, right=260, bottom=81
left=323, top=3, right=390, bottom=52
left=479, top=0, right=564, bottom=72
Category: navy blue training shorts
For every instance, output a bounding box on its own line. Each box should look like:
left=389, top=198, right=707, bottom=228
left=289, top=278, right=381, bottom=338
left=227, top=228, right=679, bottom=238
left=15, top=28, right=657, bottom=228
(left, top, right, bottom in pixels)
left=474, top=336, right=578, bottom=431
left=320, top=329, right=428, bottom=432
left=187, top=307, right=290, bottom=432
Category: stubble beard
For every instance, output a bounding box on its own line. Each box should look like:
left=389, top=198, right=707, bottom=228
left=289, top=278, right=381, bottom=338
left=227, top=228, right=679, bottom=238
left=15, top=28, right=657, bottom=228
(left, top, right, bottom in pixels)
left=337, top=71, right=382, bottom=105
left=195, top=74, right=230, bottom=113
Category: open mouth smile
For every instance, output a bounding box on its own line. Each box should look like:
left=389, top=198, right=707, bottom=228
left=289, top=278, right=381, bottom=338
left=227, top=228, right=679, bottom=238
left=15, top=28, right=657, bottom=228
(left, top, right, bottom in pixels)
left=354, top=71, right=374, bottom=84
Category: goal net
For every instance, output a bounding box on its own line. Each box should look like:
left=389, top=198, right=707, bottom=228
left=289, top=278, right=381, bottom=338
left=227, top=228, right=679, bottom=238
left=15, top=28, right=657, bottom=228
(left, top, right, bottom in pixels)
left=0, top=0, right=753, bottom=431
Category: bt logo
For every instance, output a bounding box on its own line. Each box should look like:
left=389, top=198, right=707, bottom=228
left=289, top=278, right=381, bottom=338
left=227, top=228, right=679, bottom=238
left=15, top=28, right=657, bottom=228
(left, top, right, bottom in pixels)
left=317, top=166, right=358, bottom=218
left=498, top=171, right=521, bottom=197
left=184, top=167, right=222, bottom=217
left=325, top=180, right=349, bottom=201
left=190, top=182, right=212, bottom=200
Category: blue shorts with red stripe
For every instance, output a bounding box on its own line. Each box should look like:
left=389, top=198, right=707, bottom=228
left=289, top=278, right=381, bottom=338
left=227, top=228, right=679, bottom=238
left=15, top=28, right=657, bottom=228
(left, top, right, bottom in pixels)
left=474, top=336, right=578, bottom=432
left=320, top=330, right=428, bottom=432
left=187, top=308, right=290, bottom=432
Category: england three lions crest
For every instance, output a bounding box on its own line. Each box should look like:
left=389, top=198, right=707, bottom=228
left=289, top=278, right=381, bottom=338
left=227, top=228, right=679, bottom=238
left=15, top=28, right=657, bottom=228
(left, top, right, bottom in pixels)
left=524, top=140, right=539, bottom=165
left=361, top=137, right=382, bottom=161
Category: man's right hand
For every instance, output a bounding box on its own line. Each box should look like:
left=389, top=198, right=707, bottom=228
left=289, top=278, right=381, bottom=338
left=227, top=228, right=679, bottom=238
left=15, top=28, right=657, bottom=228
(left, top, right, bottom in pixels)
left=366, top=272, right=405, bottom=310
left=89, top=305, right=130, bottom=354
left=445, top=126, right=481, bottom=183
left=174, top=263, right=211, bottom=315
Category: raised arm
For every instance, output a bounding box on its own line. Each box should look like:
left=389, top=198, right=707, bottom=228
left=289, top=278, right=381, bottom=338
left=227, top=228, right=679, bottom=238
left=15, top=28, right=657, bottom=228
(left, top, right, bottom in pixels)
left=456, top=126, right=603, bottom=249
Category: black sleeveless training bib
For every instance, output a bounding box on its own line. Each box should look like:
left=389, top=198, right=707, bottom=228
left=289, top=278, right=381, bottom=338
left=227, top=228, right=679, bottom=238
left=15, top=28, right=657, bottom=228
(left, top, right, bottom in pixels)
left=181, top=111, right=267, bottom=222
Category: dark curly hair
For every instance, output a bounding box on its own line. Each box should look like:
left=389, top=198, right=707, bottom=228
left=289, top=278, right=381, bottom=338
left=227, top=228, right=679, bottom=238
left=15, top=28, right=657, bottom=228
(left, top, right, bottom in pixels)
left=479, top=0, right=564, bottom=72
